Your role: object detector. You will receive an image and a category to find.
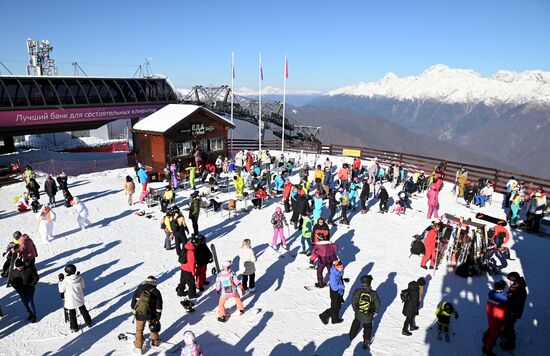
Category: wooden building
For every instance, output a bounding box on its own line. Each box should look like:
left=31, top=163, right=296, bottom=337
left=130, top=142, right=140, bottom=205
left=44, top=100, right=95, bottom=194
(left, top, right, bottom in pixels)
left=132, top=104, right=235, bottom=172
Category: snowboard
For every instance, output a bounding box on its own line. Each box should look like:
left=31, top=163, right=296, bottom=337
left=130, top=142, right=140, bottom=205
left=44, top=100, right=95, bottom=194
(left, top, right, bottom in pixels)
left=443, top=213, right=485, bottom=228
left=5, top=253, right=16, bottom=288
left=475, top=213, right=507, bottom=227
left=210, top=243, right=221, bottom=275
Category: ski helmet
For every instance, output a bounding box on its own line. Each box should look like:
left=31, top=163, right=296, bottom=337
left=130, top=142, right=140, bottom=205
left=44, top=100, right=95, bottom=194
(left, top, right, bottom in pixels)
left=222, top=260, right=232, bottom=270
left=507, top=272, right=520, bottom=283
left=166, top=207, right=174, bottom=216
left=183, top=330, right=196, bottom=345
left=360, top=275, right=373, bottom=286
left=64, top=264, right=77, bottom=275
left=443, top=303, right=454, bottom=314
left=149, top=320, right=161, bottom=333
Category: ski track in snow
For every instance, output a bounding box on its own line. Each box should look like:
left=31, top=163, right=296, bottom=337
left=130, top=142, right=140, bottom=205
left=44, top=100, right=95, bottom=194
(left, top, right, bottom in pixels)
left=0, top=154, right=548, bottom=356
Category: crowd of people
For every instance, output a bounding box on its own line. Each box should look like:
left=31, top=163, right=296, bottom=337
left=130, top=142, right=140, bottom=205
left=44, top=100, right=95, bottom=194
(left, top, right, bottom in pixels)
left=1, top=150, right=544, bottom=355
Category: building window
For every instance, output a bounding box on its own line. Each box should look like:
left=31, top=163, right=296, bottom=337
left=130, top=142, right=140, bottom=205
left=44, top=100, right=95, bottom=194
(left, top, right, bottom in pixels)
left=171, top=142, right=193, bottom=157
left=72, top=130, right=90, bottom=138
left=209, top=137, right=223, bottom=151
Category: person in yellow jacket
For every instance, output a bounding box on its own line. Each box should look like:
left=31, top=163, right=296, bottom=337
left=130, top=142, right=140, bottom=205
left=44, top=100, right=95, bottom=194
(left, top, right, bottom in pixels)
left=233, top=174, right=245, bottom=199
left=313, top=165, right=325, bottom=189
left=435, top=301, right=459, bottom=341
left=457, top=167, right=468, bottom=198
left=185, top=163, right=197, bottom=190
left=161, top=209, right=174, bottom=250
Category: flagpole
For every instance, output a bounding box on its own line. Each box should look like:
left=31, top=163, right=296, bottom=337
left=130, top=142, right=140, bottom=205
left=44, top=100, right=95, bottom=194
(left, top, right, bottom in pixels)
left=230, top=51, right=234, bottom=154
left=282, top=55, right=287, bottom=153
left=258, top=52, right=262, bottom=151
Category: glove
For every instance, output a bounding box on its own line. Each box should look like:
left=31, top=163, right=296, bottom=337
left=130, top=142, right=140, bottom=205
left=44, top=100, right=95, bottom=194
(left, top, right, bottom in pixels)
left=58, top=273, right=65, bottom=281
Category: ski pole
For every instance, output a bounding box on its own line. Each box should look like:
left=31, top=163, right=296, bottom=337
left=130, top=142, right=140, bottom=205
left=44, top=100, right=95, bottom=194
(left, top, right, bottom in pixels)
left=428, top=317, right=438, bottom=329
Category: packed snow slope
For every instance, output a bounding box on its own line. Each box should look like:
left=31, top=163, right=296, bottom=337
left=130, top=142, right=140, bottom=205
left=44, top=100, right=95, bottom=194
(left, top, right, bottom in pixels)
left=0, top=154, right=548, bottom=356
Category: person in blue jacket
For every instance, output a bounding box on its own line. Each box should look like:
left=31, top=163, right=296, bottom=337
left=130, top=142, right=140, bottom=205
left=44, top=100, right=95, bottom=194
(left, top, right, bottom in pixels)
left=323, top=168, right=334, bottom=197
left=348, top=177, right=362, bottom=210
left=312, top=191, right=324, bottom=222
left=137, top=164, right=149, bottom=192
left=274, top=174, right=285, bottom=194
left=319, top=259, right=345, bottom=324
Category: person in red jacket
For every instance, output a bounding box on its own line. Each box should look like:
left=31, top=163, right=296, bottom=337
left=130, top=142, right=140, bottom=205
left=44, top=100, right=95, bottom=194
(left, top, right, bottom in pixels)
left=491, top=223, right=510, bottom=248
left=420, top=222, right=439, bottom=269
left=282, top=180, right=293, bottom=213
left=483, top=281, right=508, bottom=356
left=13, top=232, right=38, bottom=266
left=252, top=185, right=268, bottom=210
left=338, top=164, right=350, bottom=189
left=352, top=157, right=362, bottom=178
left=310, top=235, right=338, bottom=288
left=312, top=218, right=330, bottom=245
left=177, top=241, right=197, bottom=301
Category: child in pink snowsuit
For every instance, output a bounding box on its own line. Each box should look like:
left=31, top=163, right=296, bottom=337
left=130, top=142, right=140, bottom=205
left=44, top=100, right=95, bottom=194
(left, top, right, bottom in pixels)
left=427, top=185, right=439, bottom=219
left=271, top=206, right=288, bottom=249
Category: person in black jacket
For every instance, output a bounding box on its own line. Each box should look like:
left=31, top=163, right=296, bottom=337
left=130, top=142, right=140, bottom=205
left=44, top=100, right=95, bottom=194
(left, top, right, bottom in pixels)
left=378, top=186, right=389, bottom=213
left=131, top=276, right=163, bottom=351
left=26, top=178, right=40, bottom=200
left=291, top=190, right=309, bottom=230
left=44, top=176, right=58, bottom=206
left=359, top=178, right=370, bottom=214
left=500, top=272, right=527, bottom=351
left=171, top=207, right=190, bottom=256
left=193, top=234, right=213, bottom=292
left=10, top=258, right=39, bottom=322
left=402, top=280, right=420, bottom=335
left=56, top=172, right=72, bottom=207
left=327, top=189, right=339, bottom=226
left=189, top=191, right=201, bottom=236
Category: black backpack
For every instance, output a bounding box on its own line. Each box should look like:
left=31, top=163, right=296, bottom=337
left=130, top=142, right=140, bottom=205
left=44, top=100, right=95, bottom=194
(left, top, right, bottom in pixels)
left=178, top=247, right=188, bottom=264
left=400, top=289, right=409, bottom=303
left=410, top=237, right=425, bottom=256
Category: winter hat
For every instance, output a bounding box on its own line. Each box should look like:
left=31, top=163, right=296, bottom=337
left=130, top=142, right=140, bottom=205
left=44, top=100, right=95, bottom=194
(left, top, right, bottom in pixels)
left=222, top=260, right=232, bottom=270
left=191, top=191, right=199, bottom=197
left=360, top=275, right=373, bottom=286
left=183, top=330, right=196, bottom=345
left=64, top=264, right=77, bottom=275
left=494, top=280, right=506, bottom=291
left=275, top=206, right=282, bottom=212
left=443, top=303, right=454, bottom=314
left=417, top=277, right=426, bottom=286
left=354, top=177, right=359, bottom=182
left=507, top=272, right=521, bottom=283
left=12, top=231, right=22, bottom=239
left=146, top=276, right=157, bottom=284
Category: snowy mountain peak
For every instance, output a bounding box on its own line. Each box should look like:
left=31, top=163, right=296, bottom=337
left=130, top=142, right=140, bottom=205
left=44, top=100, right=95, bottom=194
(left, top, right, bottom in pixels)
left=327, top=65, right=550, bottom=105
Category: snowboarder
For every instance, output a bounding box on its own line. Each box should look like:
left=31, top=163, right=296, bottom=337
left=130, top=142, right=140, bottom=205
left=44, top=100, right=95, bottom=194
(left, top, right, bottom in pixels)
left=420, top=221, right=439, bottom=269
left=482, top=280, right=507, bottom=356
left=180, top=330, right=204, bottom=355
left=310, top=235, right=338, bottom=288
left=36, top=204, right=56, bottom=242
left=239, top=239, right=256, bottom=293
left=215, top=260, right=245, bottom=322
left=349, top=275, right=381, bottom=350
left=44, top=175, right=58, bottom=206
left=71, top=197, right=91, bottom=230
left=58, top=264, right=93, bottom=332
left=500, top=272, right=527, bottom=351
left=185, top=163, right=197, bottom=190
left=189, top=191, right=201, bottom=236
left=401, top=280, right=420, bottom=335
left=435, top=301, right=459, bottom=341
left=194, top=234, right=213, bottom=292
left=9, top=258, right=39, bottom=323
left=124, top=175, right=136, bottom=206
left=319, top=259, right=345, bottom=325
left=271, top=206, right=289, bottom=250
left=131, top=276, right=163, bottom=352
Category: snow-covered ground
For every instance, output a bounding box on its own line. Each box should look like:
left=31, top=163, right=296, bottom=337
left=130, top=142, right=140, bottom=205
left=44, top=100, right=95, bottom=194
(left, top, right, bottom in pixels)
left=0, top=157, right=548, bottom=356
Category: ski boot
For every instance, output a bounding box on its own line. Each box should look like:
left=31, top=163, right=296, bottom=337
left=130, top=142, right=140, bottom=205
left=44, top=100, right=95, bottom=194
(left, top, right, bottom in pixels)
left=437, top=329, right=442, bottom=340
left=315, top=282, right=325, bottom=288
left=217, top=315, right=226, bottom=323
left=444, top=332, right=450, bottom=342
left=363, top=339, right=372, bottom=350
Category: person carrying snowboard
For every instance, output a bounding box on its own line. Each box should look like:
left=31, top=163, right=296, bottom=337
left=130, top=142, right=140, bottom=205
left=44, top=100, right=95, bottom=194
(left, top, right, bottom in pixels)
left=319, top=259, right=345, bottom=325
left=131, top=276, right=163, bottom=352
left=349, top=275, right=380, bottom=350
left=271, top=206, right=289, bottom=250
left=435, top=301, right=459, bottom=341
left=58, top=264, right=93, bottom=332
left=310, top=235, right=338, bottom=288
left=482, top=280, right=507, bottom=356
left=215, top=260, right=245, bottom=322
left=401, top=280, right=420, bottom=336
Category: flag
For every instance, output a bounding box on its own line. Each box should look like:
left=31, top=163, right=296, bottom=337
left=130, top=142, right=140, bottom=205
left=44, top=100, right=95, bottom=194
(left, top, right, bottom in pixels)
left=285, top=56, right=288, bottom=79
left=231, top=51, right=235, bottom=79
left=260, top=63, right=264, bottom=81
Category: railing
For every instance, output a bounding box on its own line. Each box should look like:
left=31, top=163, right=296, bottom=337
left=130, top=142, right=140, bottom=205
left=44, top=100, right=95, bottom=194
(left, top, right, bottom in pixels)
left=227, top=139, right=550, bottom=194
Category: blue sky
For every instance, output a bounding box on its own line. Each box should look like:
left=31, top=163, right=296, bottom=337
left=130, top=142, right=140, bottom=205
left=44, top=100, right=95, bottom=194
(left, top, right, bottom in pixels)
left=1, top=0, right=549, bottom=91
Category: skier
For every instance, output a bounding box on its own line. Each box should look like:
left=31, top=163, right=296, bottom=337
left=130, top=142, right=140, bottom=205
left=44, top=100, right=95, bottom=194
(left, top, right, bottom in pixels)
left=239, top=239, right=256, bottom=293
left=401, top=280, right=420, bottom=336
left=56, top=172, right=69, bottom=193
left=58, top=264, right=93, bottom=332
left=427, top=184, right=440, bottom=219
left=500, top=272, right=527, bottom=351
left=36, top=204, right=56, bottom=242
left=9, top=258, right=39, bottom=323
left=124, top=175, right=136, bottom=206
left=131, top=276, right=163, bottom=352
left=194, top=234, right=213, bottom=292
left=137, top=163, right=149, bottom=192
left=300, top=214, right=313, bottom=255
left=44, top=175, right=58, bottom=206
left=378, top=185, right=389, bottom=213
left=309, top=235, right=338, bottom=288
left=420, top=221, right=439, bottom=269
left=71, top=197, right=91, bottom=230
left=359, top=178, right=370, bottom=214
left=349, top=275, right=380, bottom=350
left=252, top=185, right=268, bottom=210
left=189, top=191, right=201, bottom=236
left=215, top=260, right=245, bottom=322
left=292, top=190, right=309, bottom=230
left=435, top=301, right=459, bottom=341
left=271, top=206, right=289, bottom=250
left=313, top=165, right=325, bottom=192
left=180, top=330, right=204, bottom=356
left=482, top=280, right=507, bottom=356
left=319, top=259, right=345, bottom=324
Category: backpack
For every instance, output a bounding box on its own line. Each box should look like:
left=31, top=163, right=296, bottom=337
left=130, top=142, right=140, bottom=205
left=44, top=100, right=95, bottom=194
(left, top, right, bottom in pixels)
left=495, top=232, right=506, bottom=248
left=358, top=291, right=372, bottom=314
left=179, top=247, right=188, bottom=264
left=410, top=238, right=425, bottom=256
left=400, top=289, right=409, bottom=303
left=134, top=289, right=152, bottom=318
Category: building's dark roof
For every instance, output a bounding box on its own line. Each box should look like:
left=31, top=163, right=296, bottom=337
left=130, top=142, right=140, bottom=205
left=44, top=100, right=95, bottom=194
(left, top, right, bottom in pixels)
left=0, top=76, right=178, bottom=110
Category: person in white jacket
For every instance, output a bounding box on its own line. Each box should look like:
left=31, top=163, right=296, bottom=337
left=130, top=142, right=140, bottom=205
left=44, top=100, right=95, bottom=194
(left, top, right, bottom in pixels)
left=71, top=197, right=91, bottom=230
left=238, top=239, right=257, bottom=293
left=36, top=204, right=56, bottom=242
left=58, top=264, right=92, bottom=332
